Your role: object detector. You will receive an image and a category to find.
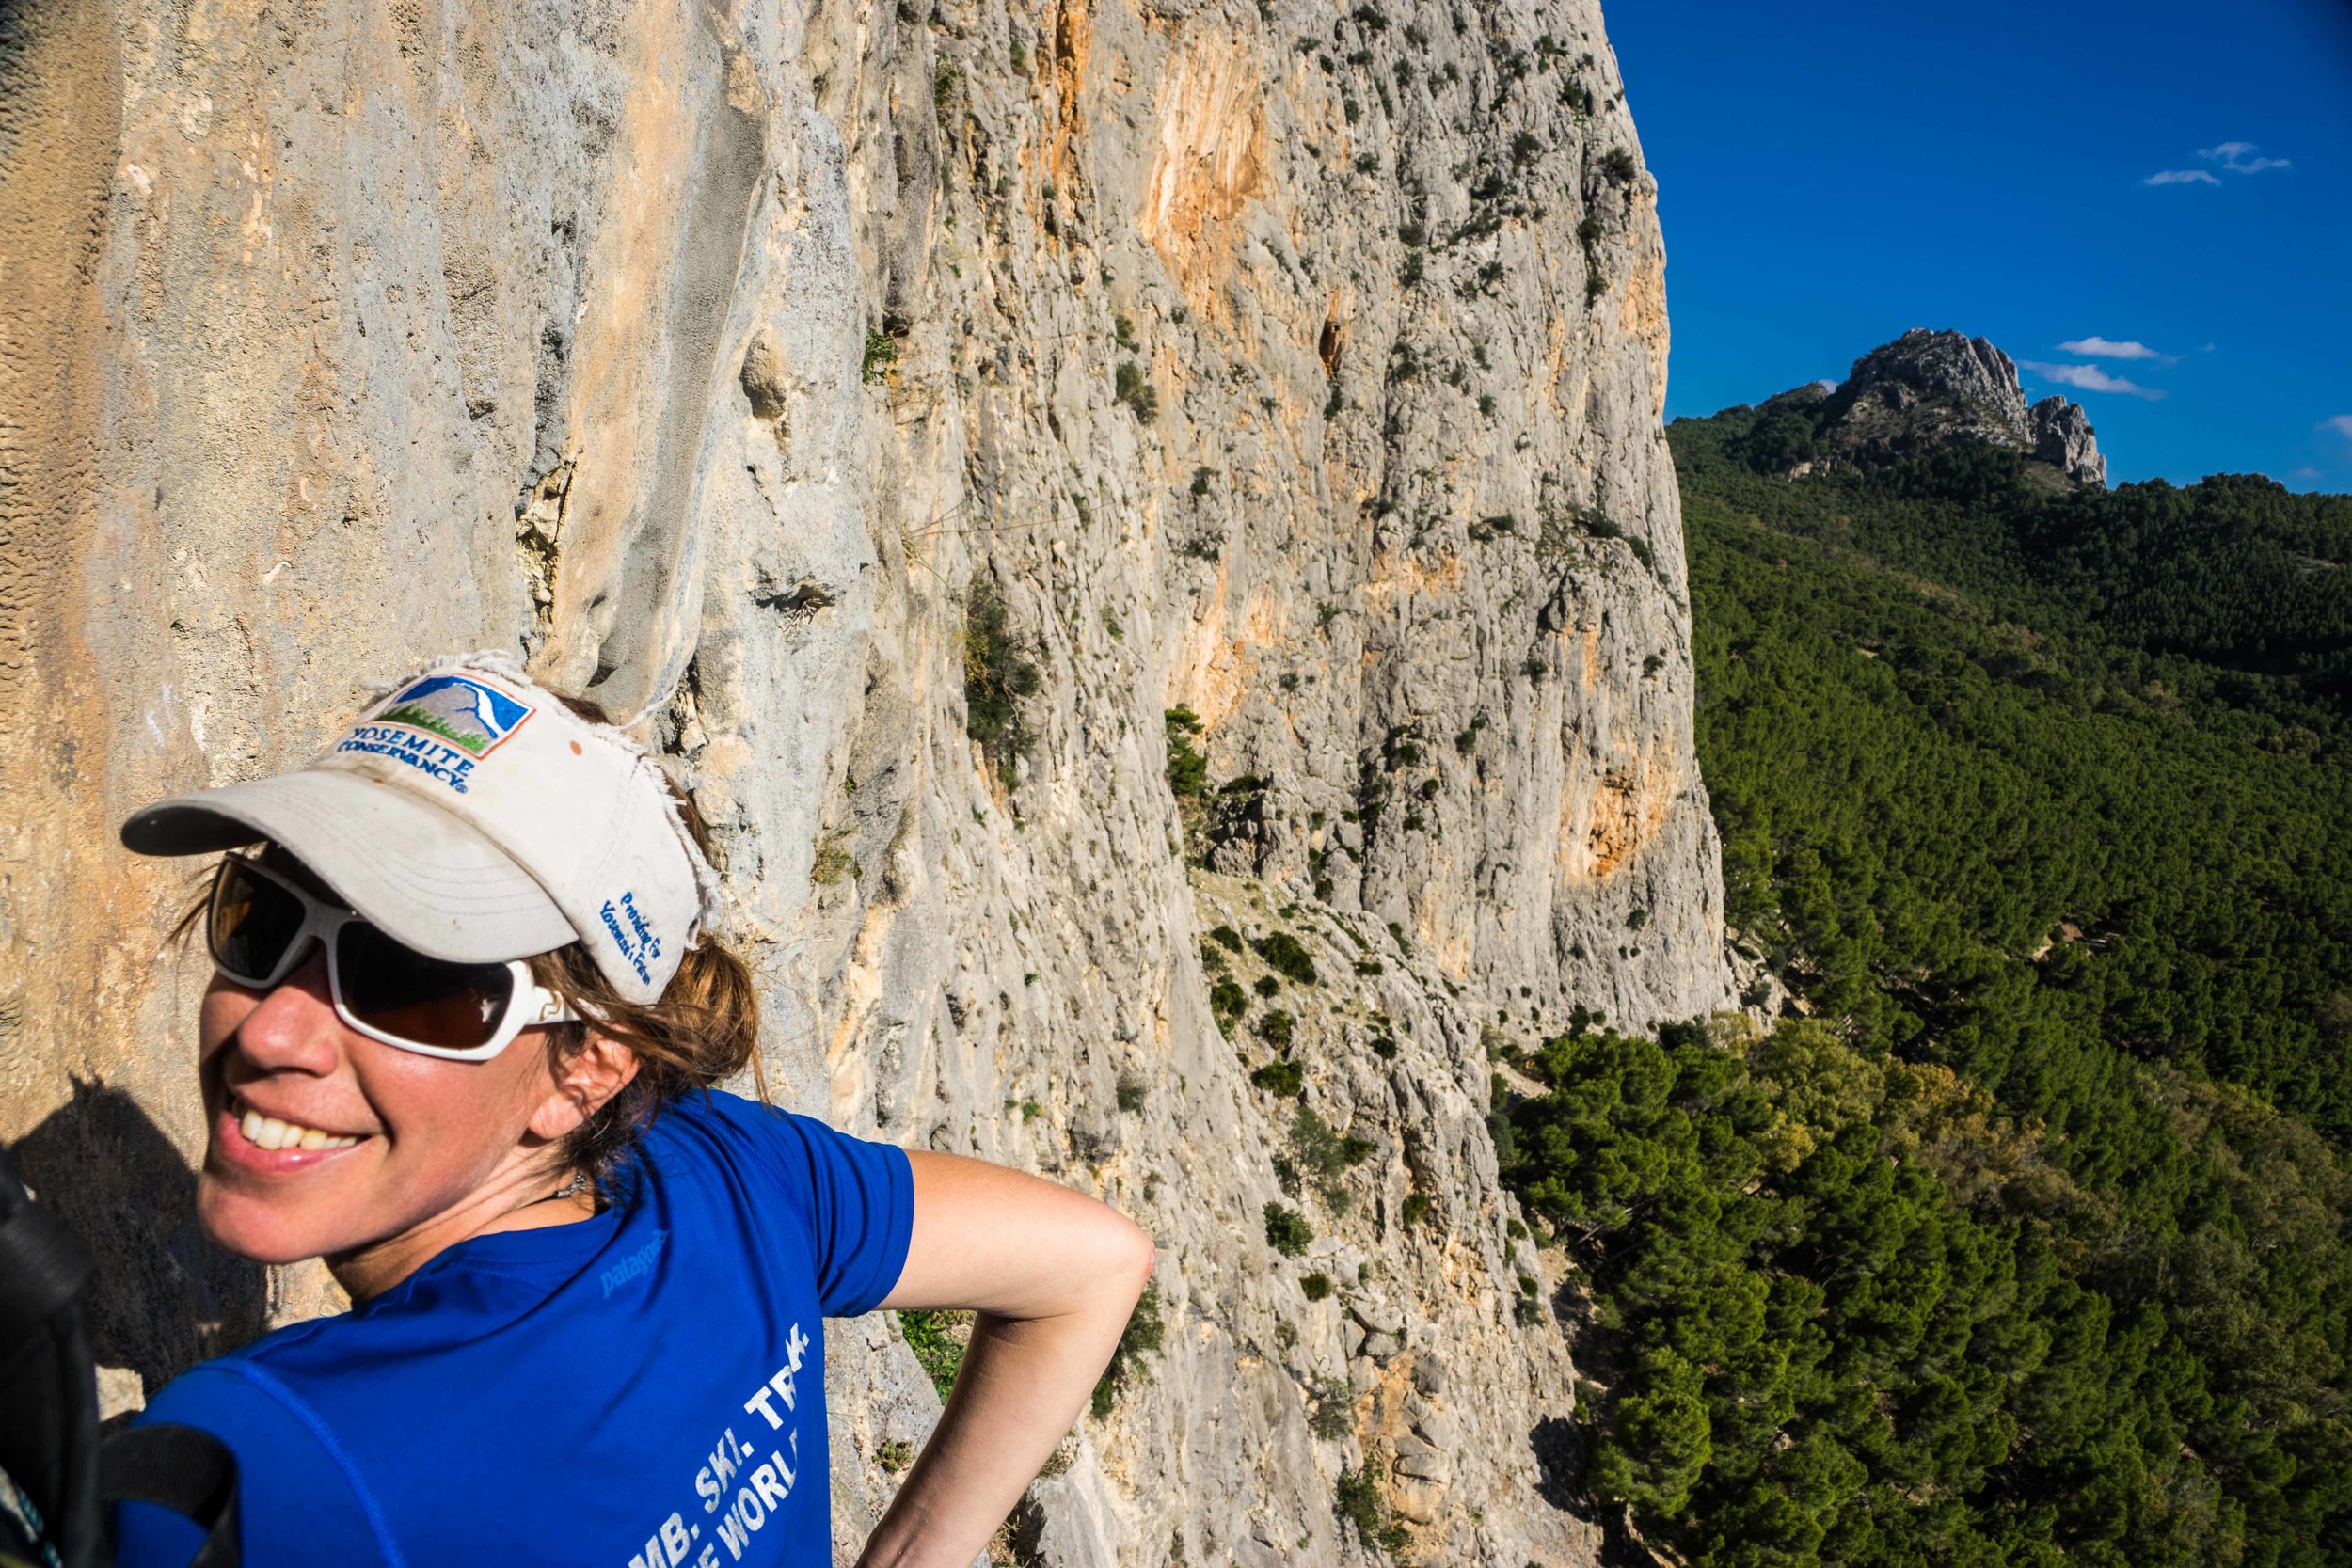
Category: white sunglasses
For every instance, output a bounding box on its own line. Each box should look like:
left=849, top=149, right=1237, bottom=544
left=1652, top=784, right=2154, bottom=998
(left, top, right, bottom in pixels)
left=206, top=851, right=580, bottom=1062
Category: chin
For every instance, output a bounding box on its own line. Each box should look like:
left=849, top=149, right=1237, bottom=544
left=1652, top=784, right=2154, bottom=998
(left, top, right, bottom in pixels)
left=195, top=1166, right=348, bottom=1266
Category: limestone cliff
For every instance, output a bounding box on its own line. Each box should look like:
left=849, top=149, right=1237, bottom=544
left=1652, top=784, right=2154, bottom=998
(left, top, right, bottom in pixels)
left=0, top=0, right=1732, bottom=1562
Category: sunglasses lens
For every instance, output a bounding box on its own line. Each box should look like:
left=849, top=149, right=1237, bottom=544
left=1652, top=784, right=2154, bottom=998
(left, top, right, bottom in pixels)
left=210, top=859, right=307, bottom=985
left=335, top=923, right=520, bottom=1053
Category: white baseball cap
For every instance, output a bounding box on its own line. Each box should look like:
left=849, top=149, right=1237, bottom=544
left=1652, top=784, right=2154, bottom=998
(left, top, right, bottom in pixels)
left=121, top=652, right=720, bottom=1005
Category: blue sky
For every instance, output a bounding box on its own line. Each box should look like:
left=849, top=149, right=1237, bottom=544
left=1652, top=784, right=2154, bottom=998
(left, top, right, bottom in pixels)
left=1609, top=0, right=2352, bottom=489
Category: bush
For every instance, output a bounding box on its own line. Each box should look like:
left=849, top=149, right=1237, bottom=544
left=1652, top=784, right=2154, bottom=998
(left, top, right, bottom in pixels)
left=1252, top=930, right=1320, bottom=986
left=963, top=582, right=1041, bottom=787
left=1164, top=706, right=1208, bottom=797
left=861, top=327, right=901, bottom=385
left=1263, top=1201, right=1314, bottom=1256
left=1335, top=1464, right=1410, bottom=1554
left=1310, top=1377, right=1354, bottom=1440
left=1301, top=1271, right=1333, bottom=1301
left=1251, top=1057, right=1304, bottom=1097
left=1210, top=977, right=1248, bottom=1027
left=1115, top=360, right=1158, bottom=420
left=1291, top=1104, right=1374, bottom=1181
left=1116, top=1074, right=1146, bottom=1113
left=811, top=834, right=856, bottom=886
left=1208, top=924, right=1245, bottom=953
left=1090, top=1284, right=1165, bottom=1417
left=1256, top=1008, right=1295, bottom=1049
left=1600, top=146, right=1639, bottom=182
left=898, top=1309, right=972, bottom=1401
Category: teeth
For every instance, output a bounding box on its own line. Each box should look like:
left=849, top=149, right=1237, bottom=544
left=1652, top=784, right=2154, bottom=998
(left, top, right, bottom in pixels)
left=236, top=1102, right=358, bottom=1152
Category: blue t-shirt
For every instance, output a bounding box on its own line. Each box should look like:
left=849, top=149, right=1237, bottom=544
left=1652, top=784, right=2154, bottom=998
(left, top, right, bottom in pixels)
left=116, top=1090, right=914, bottom=1568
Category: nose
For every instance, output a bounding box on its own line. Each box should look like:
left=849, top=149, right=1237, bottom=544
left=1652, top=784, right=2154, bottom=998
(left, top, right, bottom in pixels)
left=230, top=946, right=345, bottom=1076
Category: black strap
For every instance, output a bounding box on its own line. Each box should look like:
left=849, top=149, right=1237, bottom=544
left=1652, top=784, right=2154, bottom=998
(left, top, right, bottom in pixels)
left=0, top=1182, right=93, bottom=1338
left=101, top=1426, right=239, bottom=1568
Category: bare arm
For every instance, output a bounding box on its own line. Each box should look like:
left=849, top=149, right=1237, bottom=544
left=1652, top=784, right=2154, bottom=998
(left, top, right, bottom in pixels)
left=855, top=1149, right=1156, bottom=1568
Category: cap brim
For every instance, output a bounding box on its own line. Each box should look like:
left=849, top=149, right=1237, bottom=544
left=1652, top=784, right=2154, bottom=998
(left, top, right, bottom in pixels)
left=121, top=770, right=575, bottom=964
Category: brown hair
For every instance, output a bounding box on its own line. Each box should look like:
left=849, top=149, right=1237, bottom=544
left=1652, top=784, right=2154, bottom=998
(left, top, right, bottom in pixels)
left=527, top=695, right=765, bottom=1189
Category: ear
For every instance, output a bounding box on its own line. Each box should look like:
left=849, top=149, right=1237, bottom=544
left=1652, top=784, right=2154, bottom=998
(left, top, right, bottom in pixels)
left=527, top=1033, right=642, bottom=1142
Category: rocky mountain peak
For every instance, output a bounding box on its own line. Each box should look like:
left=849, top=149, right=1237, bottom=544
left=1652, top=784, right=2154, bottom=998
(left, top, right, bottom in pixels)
left=1788, top=327, right=2106, bottom=486
left=1841, top=328, right=2033, bottom=440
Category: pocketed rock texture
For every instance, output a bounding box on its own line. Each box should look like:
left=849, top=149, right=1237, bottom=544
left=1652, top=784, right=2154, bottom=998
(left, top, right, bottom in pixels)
left=1797, top=327, right=2106, bottom=487
left=0, top=0, right=1732, bottom=1562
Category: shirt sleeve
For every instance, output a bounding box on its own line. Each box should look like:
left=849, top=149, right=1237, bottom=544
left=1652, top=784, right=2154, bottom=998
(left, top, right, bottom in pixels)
left=725, top=1099, right=915, bottom=1317
left=113, top=1362, right=388, bottom=1568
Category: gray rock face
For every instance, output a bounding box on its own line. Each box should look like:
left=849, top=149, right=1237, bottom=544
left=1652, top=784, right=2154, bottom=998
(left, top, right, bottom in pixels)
left=1806, top=328, right=2105, bottom=485
left=0, top=0, right=1725, bottom=1563
left=2030, top=395, right=2107, bottom=487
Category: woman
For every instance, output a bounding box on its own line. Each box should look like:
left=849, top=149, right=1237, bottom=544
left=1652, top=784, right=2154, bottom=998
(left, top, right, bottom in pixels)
left=112, top=652, right=1155, bottom=1567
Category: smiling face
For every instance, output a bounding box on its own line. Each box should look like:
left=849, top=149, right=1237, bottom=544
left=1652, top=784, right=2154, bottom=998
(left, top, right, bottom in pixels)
left=195, top=955, right=566, bottom=1269
left=181, top=846, right=654, bottom=1297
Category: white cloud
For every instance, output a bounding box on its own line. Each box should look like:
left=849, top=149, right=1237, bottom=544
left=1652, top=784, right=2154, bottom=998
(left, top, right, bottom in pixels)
left=2292, top=466, right=2324, bottom=482
left=2145, top=142, right=2290, bottom=186
left=2201, top=141, right=2291, bottom=174
left=2059, top=337, right=2173, bottom=362
left=2021, top=361, right=2165, bottom=400
left=2322, top=415, right=2352, bottom=438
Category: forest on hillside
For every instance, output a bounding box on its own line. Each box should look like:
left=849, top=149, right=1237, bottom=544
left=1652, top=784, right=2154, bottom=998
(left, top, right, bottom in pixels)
left=1491, top=410, right=2352, bottom=1568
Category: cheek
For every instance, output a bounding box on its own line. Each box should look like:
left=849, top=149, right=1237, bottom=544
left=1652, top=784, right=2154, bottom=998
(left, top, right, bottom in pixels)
left=198, top=987, right=247, bottom=1065
left=348, top=1045, right=553, bottom=1203
left=198, top=1037, right=552, bottom=1262
left=374, top=1052, right=540, bottom=1152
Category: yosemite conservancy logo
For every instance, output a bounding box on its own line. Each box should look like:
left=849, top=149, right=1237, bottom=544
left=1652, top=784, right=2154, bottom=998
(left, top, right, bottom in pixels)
left=372, top=674, right=534, bottom=758
left=332, top=673, right=536, bottom=793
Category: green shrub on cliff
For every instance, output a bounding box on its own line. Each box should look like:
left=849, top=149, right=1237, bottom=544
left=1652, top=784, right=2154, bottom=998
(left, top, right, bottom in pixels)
left=961, top=581, right=1040, bottom=788
left=1263, top=1201, right=1313, bottom=1256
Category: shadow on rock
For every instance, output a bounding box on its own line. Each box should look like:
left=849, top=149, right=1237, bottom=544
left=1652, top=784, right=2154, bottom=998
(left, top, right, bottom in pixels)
left=1530, top=1412, right=1581, bottom=1511
left=10, top=1078, right=266, bottom=1397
